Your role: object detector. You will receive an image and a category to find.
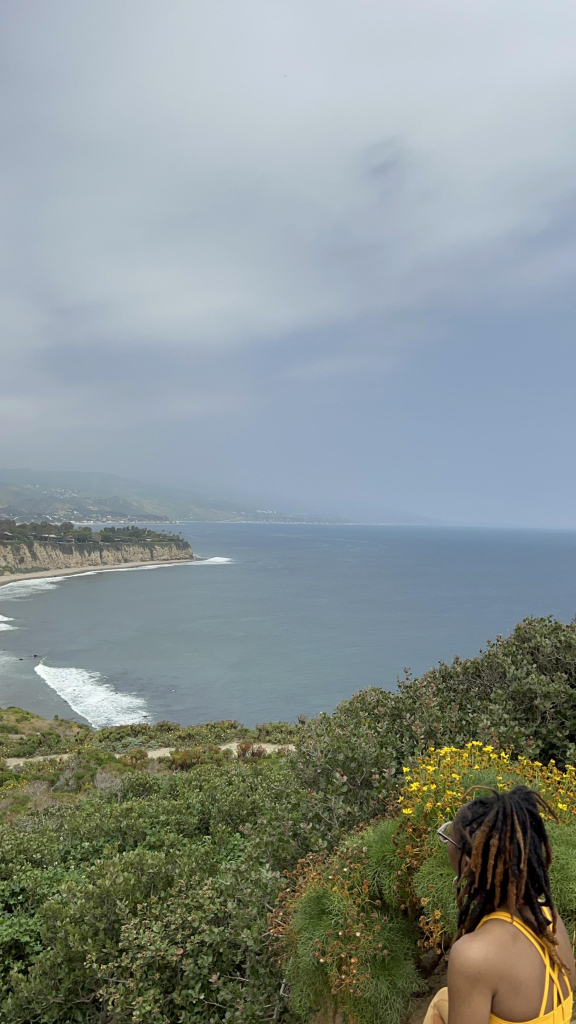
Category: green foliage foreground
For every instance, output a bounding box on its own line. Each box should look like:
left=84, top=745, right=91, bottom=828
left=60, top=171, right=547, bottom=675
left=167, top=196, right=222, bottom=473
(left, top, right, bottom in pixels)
left=0, top=762, right=312, bottom=1023
left=3, top=616, right=576, bottom=1023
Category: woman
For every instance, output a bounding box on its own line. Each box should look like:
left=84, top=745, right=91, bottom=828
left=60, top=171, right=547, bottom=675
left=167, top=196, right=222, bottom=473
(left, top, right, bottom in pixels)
left=424, top=785, right=575, bottom=1024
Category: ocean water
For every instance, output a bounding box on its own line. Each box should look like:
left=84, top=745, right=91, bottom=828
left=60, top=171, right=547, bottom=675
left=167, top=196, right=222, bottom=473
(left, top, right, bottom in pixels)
left=1, top=524, right=576, bottom=729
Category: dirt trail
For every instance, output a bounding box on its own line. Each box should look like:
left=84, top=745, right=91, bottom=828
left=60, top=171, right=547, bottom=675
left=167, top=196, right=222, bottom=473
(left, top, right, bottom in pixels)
left=6, top=741, right=294, bottom=769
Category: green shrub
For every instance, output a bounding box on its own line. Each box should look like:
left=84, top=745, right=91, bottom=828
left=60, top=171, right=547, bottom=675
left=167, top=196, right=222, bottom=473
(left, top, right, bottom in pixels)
left=272, top=817, right=423, bottom=1024
left=236, top=741, right=269, bottom=761
left=548, top=821, right=576, bottom=941
left=90, top=718, right=301, bottom=754
left=169, top=745, right=233, bottom=770
left=88, top=845, right=293, bottom=1024
left=0, top=758, right=331, bottom=1020
left=294, top=617, right=576, bottom=831
left=93, top=719, right=251, bottom=753
left=117, top=746, right=149, bottom=768
left=253, top=721, right=300, bottom=744
left=293, top=687, right=400, bottom=835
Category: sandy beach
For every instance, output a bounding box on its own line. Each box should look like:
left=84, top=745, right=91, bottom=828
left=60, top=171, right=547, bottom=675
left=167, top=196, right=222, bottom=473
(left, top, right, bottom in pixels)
left=0, top=557, right=199, bottom=588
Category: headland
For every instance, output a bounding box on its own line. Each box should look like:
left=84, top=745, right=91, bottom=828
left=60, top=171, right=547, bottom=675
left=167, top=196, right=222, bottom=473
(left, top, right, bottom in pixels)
left=0, top=521, right=198, bottom=586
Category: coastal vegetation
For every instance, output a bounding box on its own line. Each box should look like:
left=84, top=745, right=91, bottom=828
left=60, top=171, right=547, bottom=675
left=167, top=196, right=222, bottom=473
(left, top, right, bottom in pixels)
left=0, top=520, right=185, bottom=545
left=1, top=616, right=576, bottom=1022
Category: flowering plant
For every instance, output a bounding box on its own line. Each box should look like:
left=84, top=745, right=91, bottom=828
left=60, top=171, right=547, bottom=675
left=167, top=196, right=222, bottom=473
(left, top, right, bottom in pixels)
left=269, top=819, right=423, bottom=1024
left=396, top=744, right=576, bottom=950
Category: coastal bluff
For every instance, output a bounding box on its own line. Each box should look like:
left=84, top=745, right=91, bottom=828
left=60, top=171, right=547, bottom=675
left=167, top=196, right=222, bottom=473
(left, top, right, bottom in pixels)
left=0, top=521, right=195, bottom=575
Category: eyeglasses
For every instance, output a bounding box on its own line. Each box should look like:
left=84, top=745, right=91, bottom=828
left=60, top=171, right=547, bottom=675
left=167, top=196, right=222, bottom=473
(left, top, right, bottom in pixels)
left=437, top=821, right=461, bottom=849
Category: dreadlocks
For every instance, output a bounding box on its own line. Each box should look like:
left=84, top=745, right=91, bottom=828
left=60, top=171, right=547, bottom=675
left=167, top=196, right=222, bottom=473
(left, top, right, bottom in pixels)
left=455, top=785, right=561, bottom=963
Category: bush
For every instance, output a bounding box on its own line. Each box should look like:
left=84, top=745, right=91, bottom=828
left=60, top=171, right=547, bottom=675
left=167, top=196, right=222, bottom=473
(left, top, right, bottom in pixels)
left=293, top=617, right=576, bottom=830
left=253, top=722, right=300, bottom=744
left=0, top=758, right=333, bottom=1020
left=271, top=818, right=423, bottom=1024
left=1, top=840, right=295, bottom=1024
left=293, top=688, right=400, bottom=836
left=236, top=741, right=268, bottom=762
left=117, top=746, right=149, bottom=768
left=93, top=719, right=251, bottom=753
left=169, top=745, right=233, bottom=770
left=89, top=844, right=293, bottom=1024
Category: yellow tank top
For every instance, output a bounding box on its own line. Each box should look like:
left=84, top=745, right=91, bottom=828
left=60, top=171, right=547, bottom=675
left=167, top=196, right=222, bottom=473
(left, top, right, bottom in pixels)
left=476, top=911, right=573, bottom=1024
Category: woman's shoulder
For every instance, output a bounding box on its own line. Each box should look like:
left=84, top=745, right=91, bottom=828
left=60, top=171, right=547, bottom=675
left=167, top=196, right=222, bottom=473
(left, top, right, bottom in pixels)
left=449, top=924, right=512, bottom=978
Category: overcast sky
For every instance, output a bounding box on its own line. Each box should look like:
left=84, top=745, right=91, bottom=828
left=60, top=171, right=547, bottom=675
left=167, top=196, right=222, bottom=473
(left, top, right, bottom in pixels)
left=1, top=1, right=576, bottom=525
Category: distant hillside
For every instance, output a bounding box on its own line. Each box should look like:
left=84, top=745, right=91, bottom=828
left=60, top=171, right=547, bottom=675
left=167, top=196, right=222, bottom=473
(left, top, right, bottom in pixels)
left=0, top=470, right=346, bottom=525
left=314, top=497, right=443, bottom=526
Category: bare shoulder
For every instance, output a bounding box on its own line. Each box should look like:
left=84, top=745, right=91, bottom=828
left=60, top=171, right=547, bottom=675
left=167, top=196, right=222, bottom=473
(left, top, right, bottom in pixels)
left=448, top=931, right=497, bottom=1022
left=449, top=927, right=505, bottom=977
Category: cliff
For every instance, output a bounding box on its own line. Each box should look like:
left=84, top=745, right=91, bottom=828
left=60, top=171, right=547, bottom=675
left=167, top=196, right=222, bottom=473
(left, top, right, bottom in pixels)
left=0, top=539, right=194, bottom=573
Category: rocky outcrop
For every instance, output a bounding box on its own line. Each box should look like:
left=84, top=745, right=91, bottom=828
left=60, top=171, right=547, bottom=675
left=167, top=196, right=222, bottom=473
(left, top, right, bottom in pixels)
left=0, top=540, right=194, bottom=572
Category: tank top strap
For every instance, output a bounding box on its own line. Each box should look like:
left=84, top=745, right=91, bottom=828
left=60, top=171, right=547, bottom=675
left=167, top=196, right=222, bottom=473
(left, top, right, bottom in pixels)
left=477, top=911, right=566, bottom=1017
left=477, top=911, right=549, bottom=962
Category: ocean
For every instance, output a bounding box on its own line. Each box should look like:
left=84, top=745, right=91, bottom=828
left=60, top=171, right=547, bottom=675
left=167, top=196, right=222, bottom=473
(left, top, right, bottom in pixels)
left=1, top=524, right=576, bottom=729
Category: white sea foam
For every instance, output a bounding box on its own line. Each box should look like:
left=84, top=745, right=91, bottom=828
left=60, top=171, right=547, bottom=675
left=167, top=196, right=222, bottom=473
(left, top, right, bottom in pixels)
left=34, top=663, right=150, bottom=729
left=0, top=622, right=17, bottom=630
left=87, top=558, right=233, bottom=572
left=50, top=561, right=223, bottom=580
left=0, top=577, right=65, bottom=599
left=80, top=557, right=233, bottom=570
left=85, top=562, right=195, bottom=574
left=0, top=649, right=20, bottom=670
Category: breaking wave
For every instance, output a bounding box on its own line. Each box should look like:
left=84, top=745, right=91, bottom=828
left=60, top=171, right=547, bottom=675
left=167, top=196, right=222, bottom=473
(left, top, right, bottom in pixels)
left=0, top=577, right=65, bottom=599
left=34, top=663, right=150, bottom=729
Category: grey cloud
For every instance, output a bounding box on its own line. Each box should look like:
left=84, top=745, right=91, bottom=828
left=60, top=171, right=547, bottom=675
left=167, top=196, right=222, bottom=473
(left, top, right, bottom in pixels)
left=2, top=0, right=576, bottom=523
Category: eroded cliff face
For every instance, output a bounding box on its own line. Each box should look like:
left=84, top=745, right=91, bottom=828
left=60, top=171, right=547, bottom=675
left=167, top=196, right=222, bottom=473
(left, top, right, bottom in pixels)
left=0, top=541, right=194, bottom=571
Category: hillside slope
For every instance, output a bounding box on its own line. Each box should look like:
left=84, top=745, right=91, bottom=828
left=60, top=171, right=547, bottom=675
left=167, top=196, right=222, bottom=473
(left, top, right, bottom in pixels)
left=0, top=469, right=346, bottom=524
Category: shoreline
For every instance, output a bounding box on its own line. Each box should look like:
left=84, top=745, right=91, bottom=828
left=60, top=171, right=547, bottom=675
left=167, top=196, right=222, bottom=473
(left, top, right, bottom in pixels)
left=0, top=557, right=200, bottom=588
